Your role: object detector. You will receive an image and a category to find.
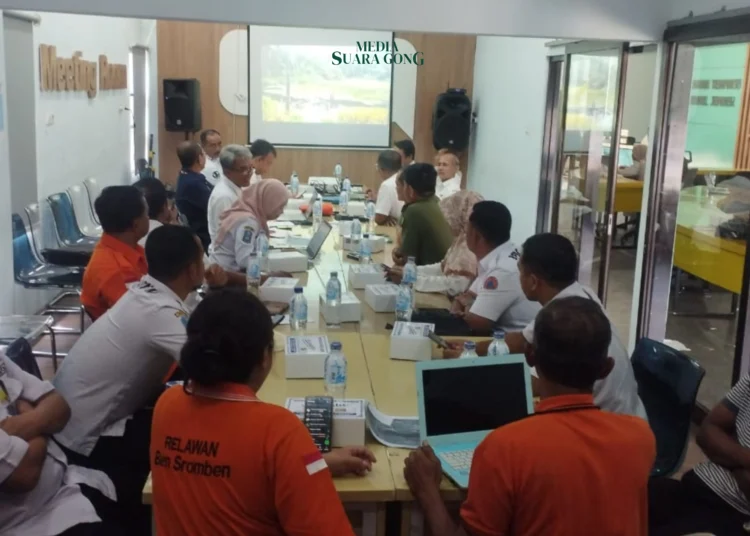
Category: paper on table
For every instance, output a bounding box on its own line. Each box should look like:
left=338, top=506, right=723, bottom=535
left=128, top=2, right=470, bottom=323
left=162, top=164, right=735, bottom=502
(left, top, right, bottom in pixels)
left=365, top=402, right=420, bottom=449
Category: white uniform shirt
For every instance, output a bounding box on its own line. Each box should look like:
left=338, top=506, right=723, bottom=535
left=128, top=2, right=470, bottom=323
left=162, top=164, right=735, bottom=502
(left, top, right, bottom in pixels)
left=138, top=219, right=163, bottom=248
left=375, top=173, right=403, bottom=219
left=201, top=156, right=223, bottom=187
left=0, top=356, right=99, bottom=536
left=250, top=171, right=262, bottom=186
left=53, top=275, right=190, bottom=456
left=468, top=241, right=540, bottom=331
left=209, top=216, right=260, bottom=272
left=435, top=173, right=462, bottom=200
left=207, top=176, right=242, bottom=244
left=521, top=282, right=647, bottom=419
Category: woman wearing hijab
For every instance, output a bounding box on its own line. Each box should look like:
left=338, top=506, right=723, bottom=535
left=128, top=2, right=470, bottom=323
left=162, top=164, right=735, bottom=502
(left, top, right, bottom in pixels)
left=209, top=179, right=290, bottom=272
left=389, top=190, right=483, bottom=295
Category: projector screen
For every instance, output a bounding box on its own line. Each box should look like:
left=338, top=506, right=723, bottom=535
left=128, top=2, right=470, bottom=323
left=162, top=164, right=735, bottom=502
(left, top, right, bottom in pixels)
left=249, top=26, right=394, bottom=148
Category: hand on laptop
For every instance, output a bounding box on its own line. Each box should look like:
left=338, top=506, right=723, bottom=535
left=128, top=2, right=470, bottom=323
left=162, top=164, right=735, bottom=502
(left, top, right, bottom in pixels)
left=404, top=442, right=443, bottom=500
left=442, top=341, right=466, bottom=360
left=324, top=446, right=377, bottom=477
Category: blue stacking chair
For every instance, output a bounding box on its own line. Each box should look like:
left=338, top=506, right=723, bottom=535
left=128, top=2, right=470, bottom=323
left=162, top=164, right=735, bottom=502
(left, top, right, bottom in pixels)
left=12, top=214, right=86, bottom=334
left=46, top=193, right=99, bottom=249
left=631, top=338, right=705, bottom=477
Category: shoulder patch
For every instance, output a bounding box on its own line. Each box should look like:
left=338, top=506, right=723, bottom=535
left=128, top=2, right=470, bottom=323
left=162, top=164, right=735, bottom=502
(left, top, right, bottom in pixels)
left=174, top=310, right=189, bottom=327
left=213, top=170, right=220, bottom=178
left=242, top=226, right=254, bottom=244
left=509, top=249, right=520, bottom=261
left=484, top=276, right=499, bottom=290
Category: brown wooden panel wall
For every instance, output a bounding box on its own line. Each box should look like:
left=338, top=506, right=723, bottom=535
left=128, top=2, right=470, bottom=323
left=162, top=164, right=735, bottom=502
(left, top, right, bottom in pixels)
left=156, top=22, right=476, bottom=190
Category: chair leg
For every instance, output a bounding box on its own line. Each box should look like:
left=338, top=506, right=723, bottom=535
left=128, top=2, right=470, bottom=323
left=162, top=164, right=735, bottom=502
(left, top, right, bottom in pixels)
left=49, top=290, right=80, bottom=307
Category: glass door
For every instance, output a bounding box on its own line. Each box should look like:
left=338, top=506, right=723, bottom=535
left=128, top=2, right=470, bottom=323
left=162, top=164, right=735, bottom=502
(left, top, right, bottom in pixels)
left=550, top=43, right=628, bottom=302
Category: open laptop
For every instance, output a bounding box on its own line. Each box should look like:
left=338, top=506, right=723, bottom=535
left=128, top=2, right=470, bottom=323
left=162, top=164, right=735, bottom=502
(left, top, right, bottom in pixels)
left=416, top=355, right=534, bottom=488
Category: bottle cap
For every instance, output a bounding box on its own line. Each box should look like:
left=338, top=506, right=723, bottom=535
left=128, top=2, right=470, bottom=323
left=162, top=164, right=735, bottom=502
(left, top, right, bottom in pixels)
left=294, top=287, right=304, bottom=293
left=330, top=271, right=338, bottom=276
left=363, top=233, right=369, bottom=238
left=408, top=256, right=416, bottom=262
left=464, top=341, right=476, bottom=349
left=493, top=330, right=504, bottom=338
left=331, top=342, right=342, bottom=350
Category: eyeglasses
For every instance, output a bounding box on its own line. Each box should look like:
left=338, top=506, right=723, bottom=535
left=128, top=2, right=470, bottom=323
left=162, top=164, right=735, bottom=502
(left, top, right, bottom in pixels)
left=231, top=166, right=252, bottom=176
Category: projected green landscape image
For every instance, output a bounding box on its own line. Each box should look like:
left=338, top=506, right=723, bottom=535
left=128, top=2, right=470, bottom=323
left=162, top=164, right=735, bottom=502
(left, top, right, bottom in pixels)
left=261, top=45, right=391, bottom=125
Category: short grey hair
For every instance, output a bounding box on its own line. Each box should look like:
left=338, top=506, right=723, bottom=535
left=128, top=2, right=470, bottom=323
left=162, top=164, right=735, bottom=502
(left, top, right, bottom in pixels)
left=219, top=144, right=252, bottom=171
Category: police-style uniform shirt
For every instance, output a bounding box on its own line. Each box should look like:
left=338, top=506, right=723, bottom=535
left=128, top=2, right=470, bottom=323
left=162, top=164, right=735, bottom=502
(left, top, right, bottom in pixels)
left=521, top=282, right=647, bottom=419
left=209, top=216, right=260, bottom=272
left=201, top=156, right=223, bottom=187
left=694, top=374, right=750, bottom=515
left=250, top=171, right=262, bottom=186
left=207, top=176, right=242, bottom=245
left=150, top=383, right=355, bottom=536
left=375, top=173, right=403, bottom=219
left=469, top=241, right=540, bottom=331
left=54, top=275, right=190, bottom=456
left=0, top=356, right=100, bottom=536
left=175, top=169, right=213, bottom=250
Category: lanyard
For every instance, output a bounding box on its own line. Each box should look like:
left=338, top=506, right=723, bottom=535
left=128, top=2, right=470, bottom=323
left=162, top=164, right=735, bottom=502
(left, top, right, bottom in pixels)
left=184, top=381, right=260, bottom=403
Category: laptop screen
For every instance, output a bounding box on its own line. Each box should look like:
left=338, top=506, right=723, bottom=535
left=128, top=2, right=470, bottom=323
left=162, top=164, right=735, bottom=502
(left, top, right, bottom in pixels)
left=422, top=362, right=530, bottom=437
left=305, top=221, right=331, bottom=259
left=304, top=190, right=319, bottom=219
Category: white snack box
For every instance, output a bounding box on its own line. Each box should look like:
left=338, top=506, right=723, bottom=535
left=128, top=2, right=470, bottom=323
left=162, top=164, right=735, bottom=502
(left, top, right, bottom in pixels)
left=285, top=398, right=367, bottom=447
left=364, top=284, right=400, bottom=313
left=259, top=277, right=299, bottom=303
left=319, top=292, right=362, bottom=324
left=268, top=251, right=308, bottom=273
left=390, top=322, right=436, bottom=361
left=284, top=335, right=330, bottom=379
left=347, top=201, right=366, bottom=218
left=286, top=197, right=306, bottom=210
left=342, top=234, right=386, bottom=253
left=348, top=264, right=386, bottom=289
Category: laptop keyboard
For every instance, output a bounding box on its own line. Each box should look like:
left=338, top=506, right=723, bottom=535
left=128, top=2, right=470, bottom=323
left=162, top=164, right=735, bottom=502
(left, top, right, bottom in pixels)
left=440, top=449, right=474, bottom=473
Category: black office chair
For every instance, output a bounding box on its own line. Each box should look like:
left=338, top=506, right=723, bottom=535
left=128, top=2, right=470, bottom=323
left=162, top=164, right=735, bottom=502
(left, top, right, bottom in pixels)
left=631, top=338, right=705, bottom=478
left=4, top=337, right=42, bottom=379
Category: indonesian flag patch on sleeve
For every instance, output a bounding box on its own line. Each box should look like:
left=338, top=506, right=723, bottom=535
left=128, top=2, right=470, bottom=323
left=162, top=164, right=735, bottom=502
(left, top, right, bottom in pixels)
left=303, top=452, right=328, bottom=475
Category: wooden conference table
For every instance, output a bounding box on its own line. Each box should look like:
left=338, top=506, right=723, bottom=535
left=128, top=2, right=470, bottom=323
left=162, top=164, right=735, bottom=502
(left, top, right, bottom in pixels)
left=142, top=222, right=465, bottom=536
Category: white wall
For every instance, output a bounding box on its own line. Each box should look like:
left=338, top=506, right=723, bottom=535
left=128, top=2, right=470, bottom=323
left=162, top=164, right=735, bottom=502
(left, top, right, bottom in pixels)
left=1, top=0, right=662, bottom=41
left=467, top=36, right=548, bottom=245
left=621, top=48, right=657, bottom=142
left=0, top=12, right=17, bottom=315
left=30, top=12, right=147, bottom=198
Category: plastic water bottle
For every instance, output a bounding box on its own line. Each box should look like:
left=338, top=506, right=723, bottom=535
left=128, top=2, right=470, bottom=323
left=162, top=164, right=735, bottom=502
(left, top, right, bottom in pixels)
left=365, top=201, right=376, bottom=233
left=395, top=282, right=413, bottom=321
left=334, top=163, right=343, bottom=180
left=403, top=256, right=417, bottom=286
left=351, top=218, right=362, bottom=240
left=487, top=331, right=510, bottom=357
left=325, top=271, right=342, bottom=328
left=289, top=287, right=308, bottom=331
left=255, top=231, right=270, bottom=271
left=339, top=190, right=349, bottom=215
left=359, top=233, right=372, bottom=263
left=342, top=176, right=352, bottom=192
left=313, top=198, right=323, bottom=228
left=290, top=171, right=300, bottom=197
left=246, top=253, right=261, bottom=296
left=460, top=341, right=478, bottom=359
left=324, top=341, right=347, bottom=399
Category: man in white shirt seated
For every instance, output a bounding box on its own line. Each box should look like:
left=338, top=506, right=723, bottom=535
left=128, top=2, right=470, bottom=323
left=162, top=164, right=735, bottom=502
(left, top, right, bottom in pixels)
left=133, top=178, right=178, bottom=247
left=496, top=233, right=645, bottom=418
left=199, top=129, right=223, bottom=186
left=207, top=144, right=253, bottom=244
left=394, top=139, right=415, bottom=167
left=53, top=225, right=208, bottom=534
left=249, top=138, right=277, bottom=185
left=0, top=353, right=122, bottom=536
left=370, top=149, right=404, bottom=226
left=449, top=201, right=539, bottom=334
left=435, top=148, right=462, bottom=200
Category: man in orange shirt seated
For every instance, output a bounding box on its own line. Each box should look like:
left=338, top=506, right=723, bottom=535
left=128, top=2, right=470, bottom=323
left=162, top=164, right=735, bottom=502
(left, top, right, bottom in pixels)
left=81, top=185, right=149, bottom=320
left=151, top=289, right=376, bottom=536
left=404, top=296, right=656, bottom=536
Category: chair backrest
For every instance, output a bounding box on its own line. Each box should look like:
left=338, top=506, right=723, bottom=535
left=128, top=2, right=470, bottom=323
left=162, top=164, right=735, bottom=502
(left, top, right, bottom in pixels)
left=68, top=184, right=101, bottom=237
left=83, top=178, right=101, bottom=224
left=631, top=338, right=705, bottom=477
left=11, top=213, right=40, bottom=280
left=25, top=203, right=62, bottom=261
left=47, top=192, right=85, bottom=245
left=4, top=337, right=41, bottom=379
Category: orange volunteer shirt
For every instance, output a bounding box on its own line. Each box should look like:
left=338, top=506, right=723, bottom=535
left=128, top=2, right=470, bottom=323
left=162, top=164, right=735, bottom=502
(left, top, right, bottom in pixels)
left=150, top=383, right=355, bottom=536
left=81, top=234, right=147, bottom=320
left=461, top=394, right=655, bottom=536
